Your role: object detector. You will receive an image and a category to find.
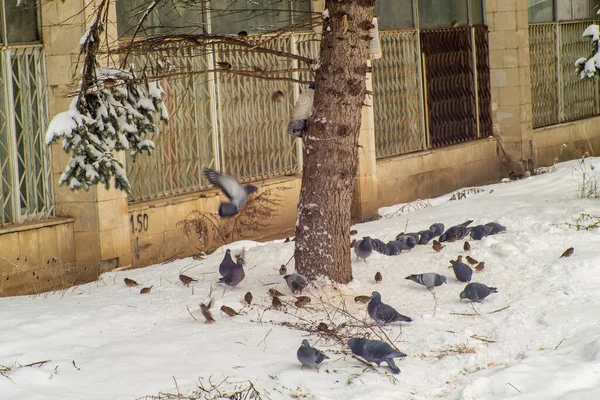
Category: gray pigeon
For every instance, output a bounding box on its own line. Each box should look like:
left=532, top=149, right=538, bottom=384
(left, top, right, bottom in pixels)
left=460, top=282, right=497, bottom=302
left=449, top=260, right=473, bottom=283
left=429, top=223, right=445, bottom=237
left=217, top=257, right=245, bottom=287
left=485, top=222, right=506, bottom=235
left=417, top=230, right=434, bottom=245
left=297, top=339, right=329, bottom=370
left=284, top=273, right=308, bottom=293
left=368, top=291, right=412, bottom=325
left=354, top=237, right=373, bottom=261
left=386, top=236, right=416, bottom=254
left=218, top=249, right=236, bottom=277
left=348, top=338, right=407, bottom=374
left=405, top=273, right=447, bottom=289
left=203, top=168, right=258, bottom=217
left=371, top=238, right=389, bottom=255
left=469, top=225, right=488, bottom=240
left=440, top=220, right=473, bottom=242
left=404, top=232, right=420, bottom=242
left=385, top=241, right=401, bottom=255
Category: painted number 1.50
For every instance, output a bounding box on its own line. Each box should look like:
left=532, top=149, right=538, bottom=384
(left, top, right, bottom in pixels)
left=130, top=213, right=149, bottom=234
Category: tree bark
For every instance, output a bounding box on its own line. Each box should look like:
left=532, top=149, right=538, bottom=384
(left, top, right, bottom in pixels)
left=294, top=0, right=376, bottom=283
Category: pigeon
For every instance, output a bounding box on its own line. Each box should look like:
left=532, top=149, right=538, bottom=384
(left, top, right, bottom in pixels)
left=463, top=241, right=471, bottom=251
left=469, top=225, right=488, bottom=240
left=179, top=274, right=198, bottom=286
left=203, top=168, right=258, bottom=217
left=449, top=259, right=473, bottom=283
left=387, top=236, right=416, bottom=254
left=402, top=232, right=420, bottom=242
left=385, top=241, right=401, bottom=255
left=560, top=247, right=574, bottom=258
left=219, top=249, right=237, bottom=277
left=439, top=220, right=473, bottom=242
left=465, top=256, right=479, bottom=265
left=279, top=265, right=287, bottom=275
left=287, top=83, right=315, bottom=137
left=124, top=278, right=139, bottom=287
left=460, top=282, right=497, bottom=302
left=347, top=338, right=407, bottom=374
left=284, top=273, right=308, bottom=294
left=405, top=273, right=447, bottom=290
left=432, top=240, right=445, bottom=252
left=429, top=223, right=445, bottom=237
left=374, top=272, right=382, bottom=283
left=368, top=291, right=412, bottom=325
left=217, top=258, right=245, bottom=287
left=244, top=291, right=253, bottom=304
left=417, top=230, right=434, bottom=245
left=371, top=238, right=389, bottom=255
left=297, top=339, right=329, bottom=370
left=354, top=237, right=373, bottom=261
left=484, top=222, right=506, bottom=235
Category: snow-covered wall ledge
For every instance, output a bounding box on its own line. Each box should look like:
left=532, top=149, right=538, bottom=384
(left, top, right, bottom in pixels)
left=533, top=116, right=600, bottom=167
left=375, top=138, right=502, bottom=208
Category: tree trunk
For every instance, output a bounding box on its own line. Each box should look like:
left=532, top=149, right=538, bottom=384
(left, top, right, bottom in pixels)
left=294, top=0, right=376, bottom=283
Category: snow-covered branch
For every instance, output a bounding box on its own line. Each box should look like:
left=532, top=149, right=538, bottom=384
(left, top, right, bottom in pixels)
left=576, top=23, right=600, bottom=79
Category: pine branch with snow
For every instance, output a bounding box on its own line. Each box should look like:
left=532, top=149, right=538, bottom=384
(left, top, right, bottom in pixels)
left=575, top=23, right=600, bottom=79
left=45, top=4, right=168, bottom=193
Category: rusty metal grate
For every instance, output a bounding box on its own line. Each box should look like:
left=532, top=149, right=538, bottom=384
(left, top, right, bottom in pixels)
left=421, top=27, right=478, bottom=148
left=372, top=30, right=425, bottom=158
left=529, top=23, right=560, bottom=128
left=474, top=25, right=492, bottom=138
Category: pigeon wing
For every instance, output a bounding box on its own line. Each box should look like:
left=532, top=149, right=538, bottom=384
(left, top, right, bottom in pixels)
left=203, top=168, right=245, bottom=203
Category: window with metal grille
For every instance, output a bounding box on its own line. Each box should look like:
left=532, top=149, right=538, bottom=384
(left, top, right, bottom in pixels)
left=0, top=1, right=52, bottom=225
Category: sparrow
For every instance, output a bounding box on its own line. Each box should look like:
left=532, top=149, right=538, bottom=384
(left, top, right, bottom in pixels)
left=432, top=240, right=445, bottom=252
left=179, top=274, right=198, bottom=286
left=220, top=305, right=239, bottom=317
left=463, top=241, right=471, bottom=251
left=244, top=291, right=253, bottom=305
left=375, top=272, right=382, bottom=283
left=466, top=256, right=479, bottom=266
left=560, top=247, right=574, bottom=258
left=124, top=278, right=139, bottom=287
left=140, top=286, right=153, bottom=294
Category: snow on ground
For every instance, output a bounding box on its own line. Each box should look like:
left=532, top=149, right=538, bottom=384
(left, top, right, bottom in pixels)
left=2, top=158, right=600, bottom=399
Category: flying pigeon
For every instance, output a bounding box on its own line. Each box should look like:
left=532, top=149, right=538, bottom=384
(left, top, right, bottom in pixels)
left=219, top=249, right=237, bottom=277
left=449, top=259, right=473, bottom=283
left=484, top=222, right=506, bottom=235
left=217, top=257, right=245, bottom=287
left=440, top=220, right=473, bottom=242
left=203, top=168, right=258, bottom=217
left=429, top=223, right=445, bottom=237
left=297, top=339, right=329, bottom=370
left=460, top=282, right=497, bottom=302
left=354, top=237, right=373, bottom=261
left=368, top=291, right=412, bottom=325
left=287, top=83, right=315, bottom=137
left=347, top=338, right=407, bottom=374
left=417, top=230, right=434, bottom=245
left=284, top=273, right=308, bottom=294
left=405, top=273, right=447, bottom=290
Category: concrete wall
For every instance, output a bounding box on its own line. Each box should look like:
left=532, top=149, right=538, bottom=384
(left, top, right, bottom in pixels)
left=376, top=138, right=503, bottom=207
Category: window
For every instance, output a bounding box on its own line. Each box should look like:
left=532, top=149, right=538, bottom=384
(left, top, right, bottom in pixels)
left=5, top=0, right=40, bottom=43
left=117, top=0, right=312, bottom=37
left=418, top=0, right=483, bottom=28
left=529, top=0, right=600, bottom=23
left=375, top=0, right=414, bottom=30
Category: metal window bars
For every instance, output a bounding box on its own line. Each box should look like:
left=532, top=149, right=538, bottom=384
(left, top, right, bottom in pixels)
left=530, top=20, right=600, bottom=129
left=0, top=45, right=53, bottom=225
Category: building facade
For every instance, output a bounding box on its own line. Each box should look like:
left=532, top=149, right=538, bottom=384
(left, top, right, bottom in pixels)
left=0, top=0, right=598, bottom=296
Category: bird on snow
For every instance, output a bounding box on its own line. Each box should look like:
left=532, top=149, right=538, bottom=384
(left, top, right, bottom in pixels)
left=284, top=273, right=308, bottom=294
left=560, top=247, right=574, bottom=258
left=432, top=239, right=445, bottom=252
left=200, top=300, right=215, bottom=324
left=368, top=291, right=412, bottom=325
left=203, top=168, right=258, bottom=217
left=460, top=282, right=497, bottom=302
left=417, top=230, right=434, bottom=245
left=244, top=291, right=253, bottom=305
left=371, top=238, right=389, bottom=255
left=405, top=273, right=447, bottom=290
left=217, top=257, right=245, bottom=287
left=439, top=220, right=473, bottom=242
left=463, top=241, right=471, bottom=251
left=386, top=236, right=416, bottom=254
left=179, top=274, right=198, bottom=286
left=429, top=223, right=445, bottom=237
left=347, top=338, right=407, bottom=374
left=297, top=339, right=329, bottom=370
left=279, top=265, right=287, bottom=275
left=469, top=225, right=488, bottom=240
left=219, top=249, right=237, bottom=277
left=354, top=237, right=373, bottom=261
left=449, top=259, right=473, bottom=283
left=375, top=272, right=382, bottom=283
left=124, top=278, right=139, bottom=287
left=484, top=222, right=506, bottom=235
left=402, top=232, right=420, bottom=242
left=465, top=256, right=479, bottom=266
